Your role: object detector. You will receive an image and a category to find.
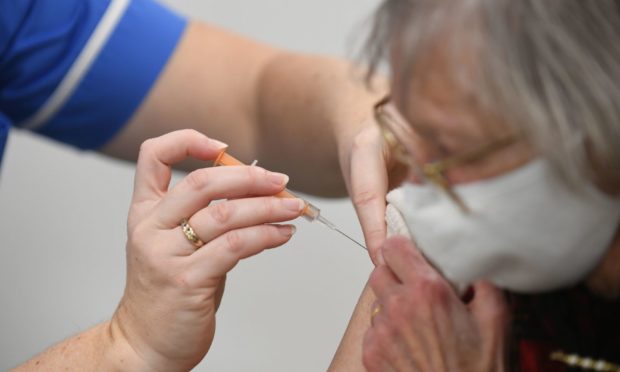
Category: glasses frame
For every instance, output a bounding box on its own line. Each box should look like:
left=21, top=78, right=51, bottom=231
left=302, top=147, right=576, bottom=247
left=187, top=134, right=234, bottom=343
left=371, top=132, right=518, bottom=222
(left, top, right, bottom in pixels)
left=374, top=96, right=518, bottom=213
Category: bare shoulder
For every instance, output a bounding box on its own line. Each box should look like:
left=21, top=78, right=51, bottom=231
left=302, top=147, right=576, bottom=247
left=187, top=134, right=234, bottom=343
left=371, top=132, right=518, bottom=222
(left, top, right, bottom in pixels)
left=328, top=285, right=375, bottom=372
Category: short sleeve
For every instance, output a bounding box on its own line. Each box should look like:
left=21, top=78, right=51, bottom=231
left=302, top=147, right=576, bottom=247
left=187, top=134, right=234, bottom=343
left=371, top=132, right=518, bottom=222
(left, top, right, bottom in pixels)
left=0, top=0, right=187, bottom=150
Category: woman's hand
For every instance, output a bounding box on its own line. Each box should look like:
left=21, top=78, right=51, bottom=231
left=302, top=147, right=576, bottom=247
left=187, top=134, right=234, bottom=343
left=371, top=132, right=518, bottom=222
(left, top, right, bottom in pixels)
left=110, top=130, right=304, bottom=371
left=363, top=237, right=510, bottom=372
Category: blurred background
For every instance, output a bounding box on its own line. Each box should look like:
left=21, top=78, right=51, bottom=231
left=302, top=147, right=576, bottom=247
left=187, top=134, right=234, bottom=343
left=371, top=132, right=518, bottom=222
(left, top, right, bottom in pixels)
left=0, top=0, right=380, bottom=370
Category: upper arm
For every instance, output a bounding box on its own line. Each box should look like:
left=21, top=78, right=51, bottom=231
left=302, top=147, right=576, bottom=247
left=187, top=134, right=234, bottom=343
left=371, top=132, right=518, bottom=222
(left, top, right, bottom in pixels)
left=328, top=284, right=375, bottom=372
left=101, top=21, right=282, bottom=166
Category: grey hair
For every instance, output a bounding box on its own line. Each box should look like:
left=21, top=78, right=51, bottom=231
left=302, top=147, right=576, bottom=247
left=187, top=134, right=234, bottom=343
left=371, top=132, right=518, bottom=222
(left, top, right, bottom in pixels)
left=363, top=0, right=620, bottom=189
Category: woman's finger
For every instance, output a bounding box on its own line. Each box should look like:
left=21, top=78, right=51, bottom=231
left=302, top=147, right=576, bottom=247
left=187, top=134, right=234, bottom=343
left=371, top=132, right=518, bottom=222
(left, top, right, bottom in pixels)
left=468, top=281, right=510, bottom=342
left=182, top=224, right=296, bottom=286
left=369, top=265, right=401, bottom=298
left=156, top=166, right=290, bottom=228
left=186, top=197, right=304, bottom=243
left=381, top=236, right=435, bottom=284
left=350, top=125, right=389, bottom=264
left=362, top=327, right=393, bottom=372
left=133, top=130, right=227, bottom=204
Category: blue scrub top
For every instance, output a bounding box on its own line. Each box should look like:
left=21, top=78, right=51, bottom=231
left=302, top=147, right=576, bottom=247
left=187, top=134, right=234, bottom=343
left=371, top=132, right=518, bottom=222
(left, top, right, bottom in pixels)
left=0, top=0, right=187, bottom=166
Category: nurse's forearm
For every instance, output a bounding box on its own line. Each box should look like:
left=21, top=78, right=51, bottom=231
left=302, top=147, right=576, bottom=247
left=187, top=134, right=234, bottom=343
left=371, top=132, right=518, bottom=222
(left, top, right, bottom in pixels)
left=12, top=322, right=146, bottom=371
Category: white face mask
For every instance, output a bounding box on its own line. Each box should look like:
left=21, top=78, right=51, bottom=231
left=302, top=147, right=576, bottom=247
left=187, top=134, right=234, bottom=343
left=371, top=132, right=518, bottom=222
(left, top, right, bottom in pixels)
left=385, top=159, right=620, bottom=293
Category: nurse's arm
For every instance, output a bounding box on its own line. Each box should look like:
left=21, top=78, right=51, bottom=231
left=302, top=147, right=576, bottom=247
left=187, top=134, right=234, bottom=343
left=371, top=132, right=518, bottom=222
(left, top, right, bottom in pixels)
left=102, top=20, right=385, bottom=197
left=11, top=321, right=146, bottom=371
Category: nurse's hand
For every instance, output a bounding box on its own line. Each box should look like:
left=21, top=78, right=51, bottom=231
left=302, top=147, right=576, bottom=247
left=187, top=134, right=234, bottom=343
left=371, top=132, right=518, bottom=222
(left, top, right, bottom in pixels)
left=111, top=130, right=304, bottom=371
left=363, top=237, right=510, bottom=372
left=339, top=120, right=408, bottom=265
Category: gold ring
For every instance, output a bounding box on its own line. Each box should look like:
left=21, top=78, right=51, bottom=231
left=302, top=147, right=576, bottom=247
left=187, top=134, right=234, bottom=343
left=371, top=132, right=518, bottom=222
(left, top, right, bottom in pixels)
left=181, top=219, right=205, bottom=248
left=370, top=303, right=383, bottom=325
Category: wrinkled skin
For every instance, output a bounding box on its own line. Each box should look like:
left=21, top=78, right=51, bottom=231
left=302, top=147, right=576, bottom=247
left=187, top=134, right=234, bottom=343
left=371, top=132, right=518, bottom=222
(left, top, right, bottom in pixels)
left=363, top=237, right=510, bottom=372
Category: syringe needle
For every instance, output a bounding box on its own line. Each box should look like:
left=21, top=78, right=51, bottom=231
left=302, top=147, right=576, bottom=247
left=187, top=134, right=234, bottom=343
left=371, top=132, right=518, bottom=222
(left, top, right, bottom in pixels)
left=213, top=150, right=368, bottom=251
left=316, top=215, right=367, bottom=251
left=334, top=228, right=368, bottom=251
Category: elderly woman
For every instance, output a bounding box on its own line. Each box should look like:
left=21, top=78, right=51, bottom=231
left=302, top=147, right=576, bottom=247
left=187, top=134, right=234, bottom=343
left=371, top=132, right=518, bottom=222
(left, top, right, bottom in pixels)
left=330, top=1, right=620, bottom=371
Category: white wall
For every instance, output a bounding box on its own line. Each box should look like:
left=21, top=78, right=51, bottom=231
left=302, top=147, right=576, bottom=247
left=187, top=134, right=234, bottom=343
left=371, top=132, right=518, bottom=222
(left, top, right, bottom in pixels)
left=0, top=1, right=380, bottom=370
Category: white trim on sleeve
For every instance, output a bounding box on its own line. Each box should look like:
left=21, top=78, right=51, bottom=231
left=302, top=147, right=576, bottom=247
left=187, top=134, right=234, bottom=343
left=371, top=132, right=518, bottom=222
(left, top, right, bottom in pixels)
left=19, top=0, right=131, bottom=130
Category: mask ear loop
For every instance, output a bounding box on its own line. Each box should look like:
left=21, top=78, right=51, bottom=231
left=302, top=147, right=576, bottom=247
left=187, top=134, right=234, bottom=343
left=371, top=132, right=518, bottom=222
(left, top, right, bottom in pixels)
left=422, top=163, right=471, bottom=214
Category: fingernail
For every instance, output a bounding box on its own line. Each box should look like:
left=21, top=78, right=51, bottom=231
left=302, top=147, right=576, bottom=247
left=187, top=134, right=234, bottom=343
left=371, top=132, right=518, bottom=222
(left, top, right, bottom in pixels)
left=269, top=172, right=289, bottom=186
left=282, top=198, right=305, bottom=212
left=210, top=139, right=229, bottom=149
left=279, top=225, right=297, bottom=237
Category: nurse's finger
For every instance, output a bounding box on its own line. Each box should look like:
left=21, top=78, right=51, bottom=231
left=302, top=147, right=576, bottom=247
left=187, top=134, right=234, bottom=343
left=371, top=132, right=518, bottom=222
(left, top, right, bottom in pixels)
left=156, top=166, right=290, bottom=228
left=133, top=129, right=227, bottom=204
left=350, top=126, right=389, bottom=265
left=183, top=224, right=295, bottom=286
left=185, top=196, right=304, bottom=243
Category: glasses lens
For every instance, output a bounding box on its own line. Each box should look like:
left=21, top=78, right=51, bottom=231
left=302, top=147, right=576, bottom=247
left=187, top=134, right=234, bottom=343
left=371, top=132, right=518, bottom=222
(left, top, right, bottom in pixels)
left=374, top=97, right=470, bottom=213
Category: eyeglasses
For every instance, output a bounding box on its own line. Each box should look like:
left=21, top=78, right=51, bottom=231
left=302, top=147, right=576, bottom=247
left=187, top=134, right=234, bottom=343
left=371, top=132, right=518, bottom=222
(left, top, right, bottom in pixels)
left=374, top=95, right=518, bottom=213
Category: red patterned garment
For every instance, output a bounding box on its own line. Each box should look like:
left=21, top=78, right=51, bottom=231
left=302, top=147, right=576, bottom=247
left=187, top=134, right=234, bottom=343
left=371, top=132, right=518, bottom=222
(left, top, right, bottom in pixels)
left=506, top=285, right=620, bottom=371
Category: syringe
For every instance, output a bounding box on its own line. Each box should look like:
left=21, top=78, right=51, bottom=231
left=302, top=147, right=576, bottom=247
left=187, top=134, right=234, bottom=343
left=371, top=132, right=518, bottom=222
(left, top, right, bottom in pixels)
left=214, top=150, right=367, bottom=251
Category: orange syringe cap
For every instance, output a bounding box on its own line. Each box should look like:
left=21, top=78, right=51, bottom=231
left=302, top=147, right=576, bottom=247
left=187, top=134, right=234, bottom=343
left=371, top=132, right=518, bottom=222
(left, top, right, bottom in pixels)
left=214, top=150, right=317, bottom=219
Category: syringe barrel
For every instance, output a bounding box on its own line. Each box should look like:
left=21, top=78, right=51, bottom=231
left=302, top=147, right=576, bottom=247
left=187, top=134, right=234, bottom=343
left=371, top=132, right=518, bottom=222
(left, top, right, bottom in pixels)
left=302, top=202, right=321, bottom=221
left=275, top=188, right=320, bottom=221
left=214, top=151, right=245, bottom=167
left=214, top=150, right=319, bottom=220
